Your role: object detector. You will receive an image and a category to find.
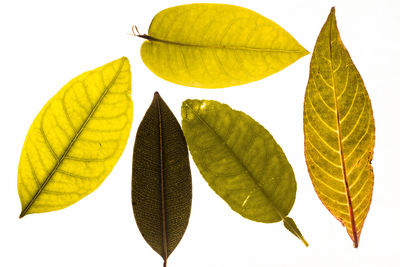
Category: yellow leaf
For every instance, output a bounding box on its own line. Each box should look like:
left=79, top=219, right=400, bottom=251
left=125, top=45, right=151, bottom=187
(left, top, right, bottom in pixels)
left=18, top=57, right=133, bottom=217
left=139, top=3, right=309, bottom=88
left=303, top=8, right=375, bottom=247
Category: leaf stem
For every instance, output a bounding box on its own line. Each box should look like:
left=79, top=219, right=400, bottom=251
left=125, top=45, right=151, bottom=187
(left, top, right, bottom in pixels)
left=137, top=34, right=159, bottom=42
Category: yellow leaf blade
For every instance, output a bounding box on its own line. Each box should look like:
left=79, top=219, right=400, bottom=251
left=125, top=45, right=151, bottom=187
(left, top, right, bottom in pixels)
left=18, top=57, right=133, bottom=217
left=140, top=3, right=308, bottom=88
left=304, top=8, right=375, bottom=247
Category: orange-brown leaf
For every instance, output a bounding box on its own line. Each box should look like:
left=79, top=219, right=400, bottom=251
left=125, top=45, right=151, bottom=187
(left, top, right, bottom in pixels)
left=303, top=7, right=375, bottom=247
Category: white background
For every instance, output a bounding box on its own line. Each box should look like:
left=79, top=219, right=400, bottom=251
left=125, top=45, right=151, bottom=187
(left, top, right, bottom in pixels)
left=1, top=0, right=399, bottom=266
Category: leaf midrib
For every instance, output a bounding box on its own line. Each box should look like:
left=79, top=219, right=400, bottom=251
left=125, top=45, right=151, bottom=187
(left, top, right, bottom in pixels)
left=140, top=34, right=306, bottom=54
left=156, top=94, right=169, bottom=266
left=20, top=59, right=126, bottom=218
left=184, top=102, right=285, bottom=221
left=328, top=14, right=358, bottom=247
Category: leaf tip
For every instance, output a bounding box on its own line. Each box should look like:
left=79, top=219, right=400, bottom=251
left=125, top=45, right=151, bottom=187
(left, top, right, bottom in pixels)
left=120, top=56, right=129, bottom=63
left=283, top=217, right=309, bottom=247
left=112, top=56, right=130, bottom=71
left=329, top=7, right=337, bottom=22
left=153, top=92, right=162, bottom=104
left=301, top=236, right=309, bottom=247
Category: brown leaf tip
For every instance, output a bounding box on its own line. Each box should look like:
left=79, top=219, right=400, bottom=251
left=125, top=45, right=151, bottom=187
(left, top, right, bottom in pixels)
left=153, top=92, right=161, bottom=102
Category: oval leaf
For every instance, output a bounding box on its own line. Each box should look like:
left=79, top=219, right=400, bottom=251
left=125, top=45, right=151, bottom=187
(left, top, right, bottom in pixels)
left=303, top=8, right=375, bottom=247
left=132, top=92, right=192, bottom=266
left=18, top=57, right=133, bottom=217
left=182, top=99, right=307, bottom=246
left=139, top=3, right=309, bottom=88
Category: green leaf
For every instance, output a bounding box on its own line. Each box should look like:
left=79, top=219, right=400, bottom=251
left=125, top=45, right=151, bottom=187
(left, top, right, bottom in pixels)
left=303, top=7, right=375, bottom=248
left=182, top=99, right=307, bottom=246
left=17, top=57, right=133, bottom=217
left=132, top=92, right=192, bottom=266
left=138, top=3, right=309, bottom=88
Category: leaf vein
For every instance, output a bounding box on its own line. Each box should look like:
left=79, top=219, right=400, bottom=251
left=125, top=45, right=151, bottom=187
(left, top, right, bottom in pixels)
left=342, top=95, right=367, bottom=142
left=339, top=83, right=359, bottom=124
left=304, top=115, right=340, bottom=153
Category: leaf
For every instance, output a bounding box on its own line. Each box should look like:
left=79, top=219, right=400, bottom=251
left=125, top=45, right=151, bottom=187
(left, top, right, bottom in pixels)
left=182, top=99, right=308, bottom=246
left=17, top=57, right=132, bottom=217
left=138, top=3, right=309, bottom=88
left=303, top=7, right=375, bottom=247
left=132, top=92, right=192, bottom=266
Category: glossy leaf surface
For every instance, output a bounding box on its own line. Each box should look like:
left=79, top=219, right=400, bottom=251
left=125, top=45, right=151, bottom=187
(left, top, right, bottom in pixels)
left=140, top=3, right=308, bottom=88
left=18, top=57, right=132, bottom=217
left=132, top=93, right=192, bottom=266
left=182, top=99, right=307, bottom=245
left=303, top=8, right=375, bottom=247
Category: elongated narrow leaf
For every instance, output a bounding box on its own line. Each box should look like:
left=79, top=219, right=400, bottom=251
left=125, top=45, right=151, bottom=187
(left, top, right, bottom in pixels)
left=138, top=3, right=308, bottom=88
left=303, top=7, right=375, bottom=247
left=17, top=57, right=132, bottom=217
left=132, top=92, right=192, bottom=266
left=182, top=99, right=308, bottom=246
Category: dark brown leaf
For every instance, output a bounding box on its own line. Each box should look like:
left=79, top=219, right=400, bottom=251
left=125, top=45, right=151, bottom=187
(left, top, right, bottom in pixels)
left=132, top=92, right=192, bottom=266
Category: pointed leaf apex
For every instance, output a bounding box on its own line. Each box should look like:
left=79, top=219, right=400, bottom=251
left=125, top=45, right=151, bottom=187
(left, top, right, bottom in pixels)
left=153, top=92, right=162, bottom=103
left=117, top=56, right=129, bottom=65
left=329, top=7, right=336, bottom=22
left=283, top=217, right=309, bottom=247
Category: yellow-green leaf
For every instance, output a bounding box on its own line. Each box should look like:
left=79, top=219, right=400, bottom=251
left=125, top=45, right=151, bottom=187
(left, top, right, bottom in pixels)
left=139, top=3, right=309, bottom=88
left=18, top=57, right=133, bottom=217
left=182, top=99, right=308, bottom=246
left=303, top=8, right=375, bottom=247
